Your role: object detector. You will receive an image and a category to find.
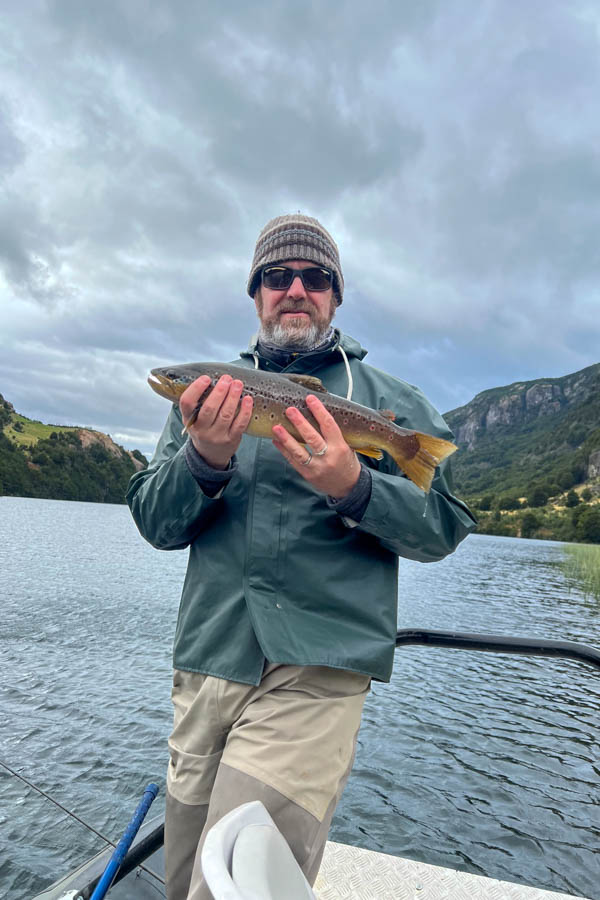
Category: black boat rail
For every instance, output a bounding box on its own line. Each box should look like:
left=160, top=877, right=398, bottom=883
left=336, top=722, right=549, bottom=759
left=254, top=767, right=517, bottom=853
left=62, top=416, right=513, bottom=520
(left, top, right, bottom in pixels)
left=395, top=628, right=600, bottom=668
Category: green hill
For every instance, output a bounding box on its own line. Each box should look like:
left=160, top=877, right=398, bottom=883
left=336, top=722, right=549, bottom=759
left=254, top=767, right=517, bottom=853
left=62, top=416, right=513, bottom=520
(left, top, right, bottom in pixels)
left=444, top=363, right=600, bottom=542
left=0, top=394, right=148, bottom=504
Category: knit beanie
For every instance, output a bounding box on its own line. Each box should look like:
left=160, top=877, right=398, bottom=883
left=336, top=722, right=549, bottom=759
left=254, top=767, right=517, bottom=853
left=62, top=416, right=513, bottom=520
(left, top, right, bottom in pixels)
left=247, top=214, right=344, bottom=305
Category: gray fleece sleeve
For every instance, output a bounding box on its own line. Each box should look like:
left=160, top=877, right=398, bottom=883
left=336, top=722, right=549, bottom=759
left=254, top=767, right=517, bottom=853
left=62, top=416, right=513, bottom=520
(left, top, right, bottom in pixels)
left=326, top=463, right=372, bottom=526
left=184, top=440, right=238, bottom=498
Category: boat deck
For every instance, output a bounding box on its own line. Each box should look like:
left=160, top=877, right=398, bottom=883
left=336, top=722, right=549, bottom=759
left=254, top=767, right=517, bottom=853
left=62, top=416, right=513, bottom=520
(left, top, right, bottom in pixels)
left=36, top=827, right=591, bottom=900
left=315, top=841, right=590, bottom=899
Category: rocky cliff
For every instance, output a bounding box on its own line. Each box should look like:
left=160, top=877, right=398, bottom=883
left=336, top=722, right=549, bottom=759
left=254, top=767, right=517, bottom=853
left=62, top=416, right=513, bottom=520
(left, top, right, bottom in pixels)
left=444, top=362, right=600, bottom=498
left=446, top=363, right=600, bottom=451
left=589, top=449, right=600, bottom=480
left=78, top=428, right=146, bottom=471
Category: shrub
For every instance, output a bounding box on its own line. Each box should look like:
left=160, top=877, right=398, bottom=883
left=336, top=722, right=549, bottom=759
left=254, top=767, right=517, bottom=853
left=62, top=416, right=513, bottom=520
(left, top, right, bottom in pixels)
left=575, top=507, right=600, bottom=543
left=529, top=486, right=549, bottom=508
left=521, top=511, right=541, bottom=539
left=30, top=451, right=50, bottom=466
left=565, top=489, right=580, bottom=508
left=132, top=449, right=148, bottom=465
left=498, top=494, right=521, bottom=510
left=557, top=469, right=575, bottom=491
left=581, top=488, right=593, bottom=502
left=567, top=425, right=587, bottom=447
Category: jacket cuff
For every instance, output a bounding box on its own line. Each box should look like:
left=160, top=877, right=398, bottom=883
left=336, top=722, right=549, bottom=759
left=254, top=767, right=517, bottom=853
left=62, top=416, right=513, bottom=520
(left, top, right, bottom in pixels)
left=184, top=440, right=237, bottom=498
left=326, top=463, right=372, bottom=525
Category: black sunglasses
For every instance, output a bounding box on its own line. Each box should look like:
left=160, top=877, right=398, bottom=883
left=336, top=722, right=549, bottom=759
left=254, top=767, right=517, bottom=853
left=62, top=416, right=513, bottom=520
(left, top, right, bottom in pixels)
left=261, top=265, right=333, bottom=292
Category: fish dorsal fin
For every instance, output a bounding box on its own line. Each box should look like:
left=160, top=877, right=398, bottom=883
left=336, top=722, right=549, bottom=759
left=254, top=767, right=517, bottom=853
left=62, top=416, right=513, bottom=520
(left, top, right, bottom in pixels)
left=379, top=409, right=396, bottom=421
left=283, top=374, right=328, bottom=393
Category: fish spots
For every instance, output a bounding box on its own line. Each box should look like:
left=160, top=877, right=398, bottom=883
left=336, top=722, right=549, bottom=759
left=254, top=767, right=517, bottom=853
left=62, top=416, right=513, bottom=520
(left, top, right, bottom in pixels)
left=369, top=424, right=376, bottom=431
left=400, top=433, right=420, bottom=460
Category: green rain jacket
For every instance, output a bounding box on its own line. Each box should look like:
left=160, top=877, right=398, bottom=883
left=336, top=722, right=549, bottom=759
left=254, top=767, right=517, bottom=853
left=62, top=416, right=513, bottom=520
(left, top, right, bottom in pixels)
left=127, top=332, right=476, bottom=685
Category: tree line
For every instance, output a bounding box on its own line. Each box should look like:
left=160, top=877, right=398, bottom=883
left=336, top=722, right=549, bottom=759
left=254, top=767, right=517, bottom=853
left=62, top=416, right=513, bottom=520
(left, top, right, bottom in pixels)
left=470, top=487, right=600, bottom=543
left=0, top=405, right=147, bottom=504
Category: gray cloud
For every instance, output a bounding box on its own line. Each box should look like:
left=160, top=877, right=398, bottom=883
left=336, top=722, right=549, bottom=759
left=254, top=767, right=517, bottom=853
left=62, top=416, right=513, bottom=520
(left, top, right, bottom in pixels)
left=1, top=0, right=599, bottom=458
left=0, top=101, right=25, bottom=176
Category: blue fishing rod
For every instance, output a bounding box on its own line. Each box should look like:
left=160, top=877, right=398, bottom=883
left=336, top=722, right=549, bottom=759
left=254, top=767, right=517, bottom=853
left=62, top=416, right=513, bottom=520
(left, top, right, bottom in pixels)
left=90, top=783, right=159, bottom=900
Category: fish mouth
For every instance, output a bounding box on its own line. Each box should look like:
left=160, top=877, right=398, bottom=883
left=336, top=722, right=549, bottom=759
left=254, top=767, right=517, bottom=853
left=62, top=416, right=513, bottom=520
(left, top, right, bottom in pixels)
left=147, top=370, right=181, bottom=401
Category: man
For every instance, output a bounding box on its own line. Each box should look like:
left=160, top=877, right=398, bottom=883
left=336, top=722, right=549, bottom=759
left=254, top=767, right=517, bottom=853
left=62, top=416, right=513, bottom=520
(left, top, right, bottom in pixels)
left=127, top=214, right=476, bottom=899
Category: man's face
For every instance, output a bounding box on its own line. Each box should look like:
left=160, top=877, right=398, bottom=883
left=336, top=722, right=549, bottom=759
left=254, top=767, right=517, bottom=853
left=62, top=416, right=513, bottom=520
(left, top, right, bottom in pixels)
left=254, top=260, right=337, bottom=350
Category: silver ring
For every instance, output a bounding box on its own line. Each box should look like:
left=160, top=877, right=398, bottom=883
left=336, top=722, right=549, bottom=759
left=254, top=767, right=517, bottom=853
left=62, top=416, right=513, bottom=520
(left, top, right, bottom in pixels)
left=301, top=447, right=313, bottom=466
left=314, top=443, right=328, bottom=457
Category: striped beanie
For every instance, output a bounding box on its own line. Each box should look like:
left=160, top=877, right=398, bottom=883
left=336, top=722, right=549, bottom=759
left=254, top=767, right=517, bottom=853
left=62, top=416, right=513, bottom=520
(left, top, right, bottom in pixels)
left=247, top=214, right=344, bottom=305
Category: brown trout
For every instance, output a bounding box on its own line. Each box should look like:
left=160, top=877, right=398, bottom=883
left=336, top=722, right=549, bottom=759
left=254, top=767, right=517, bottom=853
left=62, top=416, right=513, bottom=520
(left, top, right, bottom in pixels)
left=148, top=362, right=457, bottom=492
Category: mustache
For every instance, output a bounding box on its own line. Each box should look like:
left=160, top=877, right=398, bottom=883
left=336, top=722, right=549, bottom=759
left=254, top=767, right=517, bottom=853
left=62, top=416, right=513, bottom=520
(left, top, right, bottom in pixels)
left=276, top=302, right=313, bottom=315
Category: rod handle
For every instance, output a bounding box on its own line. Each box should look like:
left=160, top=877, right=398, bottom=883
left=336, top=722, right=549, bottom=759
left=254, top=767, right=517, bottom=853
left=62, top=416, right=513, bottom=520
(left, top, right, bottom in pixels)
left=90, top=783, right=159, bottom=900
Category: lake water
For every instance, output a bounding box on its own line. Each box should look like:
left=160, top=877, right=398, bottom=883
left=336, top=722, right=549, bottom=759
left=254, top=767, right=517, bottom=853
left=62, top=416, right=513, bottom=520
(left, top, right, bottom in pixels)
left=0, top=496, right=598, bottom=900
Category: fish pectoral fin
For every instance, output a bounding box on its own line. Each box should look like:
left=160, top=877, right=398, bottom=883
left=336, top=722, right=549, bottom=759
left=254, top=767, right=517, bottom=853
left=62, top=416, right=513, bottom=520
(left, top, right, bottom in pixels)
left=379, top=408, right=396, bottom=421
left=355, top=446, right=384, bottom=460
left=283, top=374, right=328, bottom=393
left=180, top=404, right=201, bottom=435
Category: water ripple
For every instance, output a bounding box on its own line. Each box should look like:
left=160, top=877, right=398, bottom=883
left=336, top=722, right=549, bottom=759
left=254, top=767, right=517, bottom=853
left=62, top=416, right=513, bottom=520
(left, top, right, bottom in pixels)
left=1, top=499, right=598, bottom=900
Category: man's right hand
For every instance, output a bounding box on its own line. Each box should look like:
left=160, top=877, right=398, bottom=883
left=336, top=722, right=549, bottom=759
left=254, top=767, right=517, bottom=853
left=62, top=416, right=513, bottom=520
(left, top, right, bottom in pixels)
left=180, top=375, right=254, bottom=470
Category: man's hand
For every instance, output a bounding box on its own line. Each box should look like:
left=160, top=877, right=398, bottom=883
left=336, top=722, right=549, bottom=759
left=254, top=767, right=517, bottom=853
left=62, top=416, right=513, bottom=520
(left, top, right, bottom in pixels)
left=180, top=374, right=253, bottom=469
left=272, top=394, right=361, bottom=499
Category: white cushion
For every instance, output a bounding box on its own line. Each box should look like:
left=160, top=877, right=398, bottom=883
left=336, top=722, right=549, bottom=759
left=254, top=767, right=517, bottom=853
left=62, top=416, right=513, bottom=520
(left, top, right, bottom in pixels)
left=201, top=801, right=316, bottom=900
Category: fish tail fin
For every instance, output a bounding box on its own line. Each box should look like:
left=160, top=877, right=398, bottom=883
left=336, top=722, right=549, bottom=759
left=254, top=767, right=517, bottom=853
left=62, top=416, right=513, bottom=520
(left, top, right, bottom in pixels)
left=388, top=433, right=457, bottom=493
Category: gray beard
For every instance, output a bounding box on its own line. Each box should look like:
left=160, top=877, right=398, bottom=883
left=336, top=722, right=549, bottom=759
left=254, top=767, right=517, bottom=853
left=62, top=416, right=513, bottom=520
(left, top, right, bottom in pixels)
left=257, top=319, right=331, bottom=351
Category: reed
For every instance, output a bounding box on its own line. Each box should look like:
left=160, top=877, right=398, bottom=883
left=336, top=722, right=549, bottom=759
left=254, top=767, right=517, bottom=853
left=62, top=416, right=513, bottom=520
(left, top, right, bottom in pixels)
left=563, top=543, right=600, bottom=600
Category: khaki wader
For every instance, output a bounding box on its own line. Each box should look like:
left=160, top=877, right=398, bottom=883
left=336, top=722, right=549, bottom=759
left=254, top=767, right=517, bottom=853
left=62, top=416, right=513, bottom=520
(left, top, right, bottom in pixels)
left=165, top=663, right=370, bottom=900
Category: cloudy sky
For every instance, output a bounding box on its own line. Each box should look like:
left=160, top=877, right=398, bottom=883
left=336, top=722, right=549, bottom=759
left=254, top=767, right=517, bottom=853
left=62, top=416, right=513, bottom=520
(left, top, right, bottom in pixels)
left=1, top=1, right=599, bottom=458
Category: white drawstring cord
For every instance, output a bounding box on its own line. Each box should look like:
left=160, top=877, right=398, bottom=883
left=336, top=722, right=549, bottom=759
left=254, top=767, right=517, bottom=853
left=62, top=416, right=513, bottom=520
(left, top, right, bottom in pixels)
left=338, top=344, right=353, bottom=400
left=253, top=339, right=352, bottom=400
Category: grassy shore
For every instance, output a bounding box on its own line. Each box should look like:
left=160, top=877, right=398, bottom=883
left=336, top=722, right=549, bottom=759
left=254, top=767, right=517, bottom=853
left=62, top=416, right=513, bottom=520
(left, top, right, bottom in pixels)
left=4, top=413, right=75, bottom=448
left=562, top=543, right=600, bottom=600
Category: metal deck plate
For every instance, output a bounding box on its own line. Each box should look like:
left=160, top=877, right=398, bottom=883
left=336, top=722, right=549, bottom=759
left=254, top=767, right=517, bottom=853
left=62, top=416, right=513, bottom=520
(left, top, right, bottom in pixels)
left=314, top=842, right=591, bottom=900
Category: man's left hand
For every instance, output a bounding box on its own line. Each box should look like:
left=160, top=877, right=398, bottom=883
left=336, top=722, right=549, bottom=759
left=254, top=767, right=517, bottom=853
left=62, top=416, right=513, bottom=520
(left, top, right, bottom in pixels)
left=272, top=394, right=361, bottom=500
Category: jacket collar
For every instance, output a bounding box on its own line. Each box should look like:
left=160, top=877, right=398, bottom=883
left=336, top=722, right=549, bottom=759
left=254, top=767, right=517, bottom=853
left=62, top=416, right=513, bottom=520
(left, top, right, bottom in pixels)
left=239, top=329, right=367, bottom=373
